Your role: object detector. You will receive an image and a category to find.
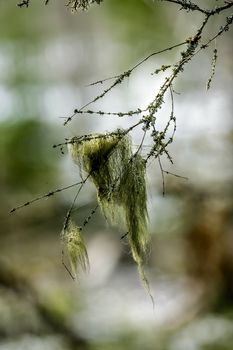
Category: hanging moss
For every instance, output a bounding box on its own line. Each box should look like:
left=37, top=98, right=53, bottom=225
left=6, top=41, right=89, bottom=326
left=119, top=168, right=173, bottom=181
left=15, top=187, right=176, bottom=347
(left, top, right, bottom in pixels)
left=65, top=221, right=89, bottom=278
left=68, top=131, right=151, bottom=297
left=68, top=131, right=131, bottom=225
left=118, top=154, right=149, bottom=261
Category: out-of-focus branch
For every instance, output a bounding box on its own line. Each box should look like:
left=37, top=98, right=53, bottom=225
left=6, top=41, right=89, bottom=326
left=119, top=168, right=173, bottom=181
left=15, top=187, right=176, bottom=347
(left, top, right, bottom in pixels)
left=0, top=259, right=90, bottom=349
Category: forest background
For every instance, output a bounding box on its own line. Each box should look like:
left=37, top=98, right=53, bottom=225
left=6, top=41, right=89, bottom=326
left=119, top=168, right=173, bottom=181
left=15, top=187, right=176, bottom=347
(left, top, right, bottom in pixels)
left=0, top=1, right=232, bottom=349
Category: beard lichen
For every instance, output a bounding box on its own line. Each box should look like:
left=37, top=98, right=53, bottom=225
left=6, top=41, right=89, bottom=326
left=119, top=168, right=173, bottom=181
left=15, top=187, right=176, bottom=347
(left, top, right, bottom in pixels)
left=66, top=221, right=89, bottom=278
left=68, top=131, right=152, bottom=299
left=118, top=153, right=149, bottom=261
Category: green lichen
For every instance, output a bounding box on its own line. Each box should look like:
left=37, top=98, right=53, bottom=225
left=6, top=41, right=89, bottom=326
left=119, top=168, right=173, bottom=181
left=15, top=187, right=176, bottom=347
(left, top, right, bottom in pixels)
left=66, top=221, right=89, bottom=277
left=118, top=154, right=149, bottom=262
left=68, top=131, right=151, bottom=296
left=68, top=131, right=130, bottom=223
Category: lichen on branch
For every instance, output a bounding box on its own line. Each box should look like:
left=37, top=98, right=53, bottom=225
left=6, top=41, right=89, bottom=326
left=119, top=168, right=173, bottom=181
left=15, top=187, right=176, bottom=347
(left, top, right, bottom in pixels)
left=13, top=0, right=233, bottom=302
left=68, top=132, right=151, bottom=294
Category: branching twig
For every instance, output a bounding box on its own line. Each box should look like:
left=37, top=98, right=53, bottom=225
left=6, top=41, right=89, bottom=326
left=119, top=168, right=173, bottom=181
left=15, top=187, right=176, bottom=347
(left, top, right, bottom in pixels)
left=160, top=0, right=233, bottom=15
left=65, top=41, right=187, bottom=125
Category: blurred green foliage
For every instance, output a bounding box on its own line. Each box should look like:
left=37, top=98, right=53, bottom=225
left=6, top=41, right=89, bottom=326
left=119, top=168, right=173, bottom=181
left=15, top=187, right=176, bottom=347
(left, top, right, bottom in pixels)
left=0, top=119, right=58, bottom=192
left=0, top=1, right=58, bottom=41
left=103, top=0, right=174, bottom=60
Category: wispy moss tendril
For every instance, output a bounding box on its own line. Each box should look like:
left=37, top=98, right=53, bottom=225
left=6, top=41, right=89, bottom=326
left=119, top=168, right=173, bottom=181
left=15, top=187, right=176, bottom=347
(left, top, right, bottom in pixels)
left=65, top=221, right=89, bottom=278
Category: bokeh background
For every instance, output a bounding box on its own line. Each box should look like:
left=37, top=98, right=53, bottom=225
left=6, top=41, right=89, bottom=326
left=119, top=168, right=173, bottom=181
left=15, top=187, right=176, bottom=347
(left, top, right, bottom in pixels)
left=0, top=1, right=232, bottom=349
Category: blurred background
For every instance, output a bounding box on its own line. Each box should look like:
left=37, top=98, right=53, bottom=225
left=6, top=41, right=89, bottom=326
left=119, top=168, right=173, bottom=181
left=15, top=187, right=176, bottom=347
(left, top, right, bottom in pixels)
left=0, top=1, right=232, bottom=349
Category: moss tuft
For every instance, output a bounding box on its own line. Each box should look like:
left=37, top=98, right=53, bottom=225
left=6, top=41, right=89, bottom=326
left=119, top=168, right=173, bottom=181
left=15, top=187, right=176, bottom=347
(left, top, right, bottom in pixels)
left=66, top=221, right=89, bottom=277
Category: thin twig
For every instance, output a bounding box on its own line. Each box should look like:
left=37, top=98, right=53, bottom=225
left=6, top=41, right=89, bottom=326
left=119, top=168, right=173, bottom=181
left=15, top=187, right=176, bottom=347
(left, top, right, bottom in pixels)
left=69, top=108, right=146, bottom=118
left=82, top=204, right=99, bottom=227
left=10, top=181, right=84, bottom=213
left=87, top=41, right=187, bottom=87
left=121, top=232, right=129, bottom=240
left=158, top=156, right=166, bottom=196
left=162, top=170, right=188, bottom=180
left=61, top=245, right=75, bottom=280
left=62, top=174, right=90, bottom=233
